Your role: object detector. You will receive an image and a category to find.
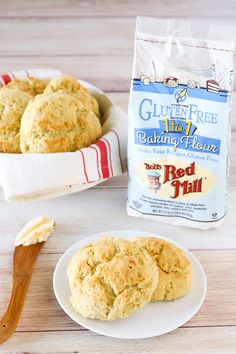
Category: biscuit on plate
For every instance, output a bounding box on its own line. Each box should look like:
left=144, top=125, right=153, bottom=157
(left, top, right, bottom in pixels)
left=67, top=237, right=158, bottom=321
left=20, top=92, right=101, bottom=153
left=5, top=77, right=47, bottom=96
left=134, top=237, right=192, bottom=301
left=0, top=87, right=33, bottom=153
left=44, top=74, right=100, bottom=118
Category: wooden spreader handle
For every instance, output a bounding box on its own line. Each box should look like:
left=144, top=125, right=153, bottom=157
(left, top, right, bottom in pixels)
left=0, top=242, right=44, bottom=344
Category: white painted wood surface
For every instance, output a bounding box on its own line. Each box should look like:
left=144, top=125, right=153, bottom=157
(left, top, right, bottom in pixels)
left=0, top=1, right=236, bottom=353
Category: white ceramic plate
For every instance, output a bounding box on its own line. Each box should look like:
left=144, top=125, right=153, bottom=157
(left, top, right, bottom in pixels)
left=53, top=230, right=207, bottom=339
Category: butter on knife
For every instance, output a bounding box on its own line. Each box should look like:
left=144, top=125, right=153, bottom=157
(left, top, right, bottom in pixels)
left=15, top=216, right=55, bottom=247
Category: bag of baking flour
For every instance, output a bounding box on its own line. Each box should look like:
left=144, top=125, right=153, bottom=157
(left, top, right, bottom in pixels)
left=127, top=17, right=235, bottom=229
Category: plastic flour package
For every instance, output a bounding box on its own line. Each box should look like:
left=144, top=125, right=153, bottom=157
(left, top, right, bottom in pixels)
left=127, top=17, right=235, bottom=229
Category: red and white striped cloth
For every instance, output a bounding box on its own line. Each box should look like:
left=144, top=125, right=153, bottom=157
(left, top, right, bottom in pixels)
left=0, top=68, right=127, bottom=202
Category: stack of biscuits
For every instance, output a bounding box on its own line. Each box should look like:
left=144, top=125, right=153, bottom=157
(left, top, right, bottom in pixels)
left=0, top=74, right=101, bottom=153
left=67, top=236, right=192, bottom=321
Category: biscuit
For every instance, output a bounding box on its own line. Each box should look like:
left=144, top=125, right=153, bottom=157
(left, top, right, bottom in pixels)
left=6, top=77, right=47, bottom=96
left=0, top=87, right=33, bottom=153
left=44, top=74, right=100, bottom=118
left=134, top=237, right=192, bottom=301
left=20, top=92, right=101, bottom=153
left=27, top=77, right=48, bottom=95
left=67, top=237, right=158, bottom=321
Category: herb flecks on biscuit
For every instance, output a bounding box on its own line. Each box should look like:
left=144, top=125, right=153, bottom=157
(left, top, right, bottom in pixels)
left=0, top=87, right=33, bottom=153
left=134, top=237, right=192, bottom=301
left=44, top=74, right=100, bottom=118
left=67, top=237, right=158, bottom=321
left=20, top=92, right=101, bottom=153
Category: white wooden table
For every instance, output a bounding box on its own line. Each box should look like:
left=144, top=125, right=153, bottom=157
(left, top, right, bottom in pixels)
left=0, top=1, right=236, bottom=353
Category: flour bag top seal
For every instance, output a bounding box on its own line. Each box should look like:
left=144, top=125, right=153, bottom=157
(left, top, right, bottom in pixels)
left=127, top=17, right=235, bottom=229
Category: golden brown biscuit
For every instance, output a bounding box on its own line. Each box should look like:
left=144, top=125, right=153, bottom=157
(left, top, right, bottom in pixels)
left=20, top=92, right=101, bottom=153
left=27, top=77, right=48, bottom=95
left=67, top=237, right=158, bottom=321
left=44, top=74, right=100, bottom=118
left=134, top=237, right=192, bottom=301
left=6, top=77, right=47, bottom=96
left=0, top=87, right=33, bottom=153
left=44, top=74, right=81, bottom=95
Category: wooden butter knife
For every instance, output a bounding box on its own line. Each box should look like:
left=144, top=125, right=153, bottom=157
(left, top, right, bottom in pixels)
left=0, top=242, right=44, bottom=344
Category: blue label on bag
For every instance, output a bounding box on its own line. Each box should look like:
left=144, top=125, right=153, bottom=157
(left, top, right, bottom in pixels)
left=128, top=79, right=230, bottom=222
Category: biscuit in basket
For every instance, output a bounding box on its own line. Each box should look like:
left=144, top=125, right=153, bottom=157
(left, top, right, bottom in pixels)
left=44, top=74, right=100, bottom=118
left=134, top=237, right=192, bottom=301
left=0, top=87, right=33, bottom=153
left=5, top=77, right=47, bottom=96
left=67, top=237, right=158, bottom=321
left=20, top=92, right=101, bottom=153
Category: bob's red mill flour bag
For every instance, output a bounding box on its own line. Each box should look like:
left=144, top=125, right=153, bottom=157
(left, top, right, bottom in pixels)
left=127, top=17, right=235, bottom=229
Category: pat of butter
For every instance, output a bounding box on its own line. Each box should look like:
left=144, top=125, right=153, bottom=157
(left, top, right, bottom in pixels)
left=15, top=216, right=55, bottom=247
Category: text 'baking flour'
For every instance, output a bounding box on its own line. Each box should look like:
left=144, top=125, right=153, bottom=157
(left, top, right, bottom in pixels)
left=127, top=17, right=235, bottom=229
